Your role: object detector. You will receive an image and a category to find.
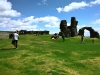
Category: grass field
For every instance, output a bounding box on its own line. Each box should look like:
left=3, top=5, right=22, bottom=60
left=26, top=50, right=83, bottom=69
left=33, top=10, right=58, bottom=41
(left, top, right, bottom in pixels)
left=0, top=34, right=100, bottom=75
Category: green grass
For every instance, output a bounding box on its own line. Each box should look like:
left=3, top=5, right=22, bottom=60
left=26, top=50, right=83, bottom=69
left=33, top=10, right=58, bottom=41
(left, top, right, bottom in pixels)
left=0, top=34, right=100, bottom=75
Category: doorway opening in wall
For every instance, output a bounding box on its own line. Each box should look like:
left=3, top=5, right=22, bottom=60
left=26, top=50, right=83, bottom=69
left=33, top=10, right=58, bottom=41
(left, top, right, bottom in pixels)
left=84, top=29, right=90, bottom=38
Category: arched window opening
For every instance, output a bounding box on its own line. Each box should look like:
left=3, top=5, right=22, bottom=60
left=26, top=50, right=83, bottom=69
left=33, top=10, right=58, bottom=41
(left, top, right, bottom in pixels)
left=84, top=29, right=90, bottom=38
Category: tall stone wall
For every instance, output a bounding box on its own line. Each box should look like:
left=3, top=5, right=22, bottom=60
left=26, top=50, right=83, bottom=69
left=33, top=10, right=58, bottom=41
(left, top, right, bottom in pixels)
left=0, top=31, right=14, bottom=39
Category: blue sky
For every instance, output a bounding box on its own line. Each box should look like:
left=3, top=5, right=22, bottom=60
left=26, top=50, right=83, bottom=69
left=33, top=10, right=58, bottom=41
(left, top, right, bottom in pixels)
left=0, top=0, right=100, bottom=36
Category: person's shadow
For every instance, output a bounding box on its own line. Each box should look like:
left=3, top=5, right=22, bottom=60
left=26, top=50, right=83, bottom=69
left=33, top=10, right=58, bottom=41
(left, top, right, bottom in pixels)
left=0, top=48, right=14, bottom=50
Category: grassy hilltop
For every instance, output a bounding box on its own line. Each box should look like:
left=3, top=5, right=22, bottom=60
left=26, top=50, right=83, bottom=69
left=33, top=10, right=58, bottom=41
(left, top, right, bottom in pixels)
left=0, top=34, right=100, bottom=75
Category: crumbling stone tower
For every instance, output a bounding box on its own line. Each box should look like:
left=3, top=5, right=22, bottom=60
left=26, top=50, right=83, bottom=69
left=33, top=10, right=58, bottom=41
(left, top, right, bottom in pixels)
left=60, top=20, right=67, bottom=33
left=59, top=17, right=78, bottom=37
left=70, top=17, right=78, bottom=37
left=59, top=20, right=70, bottom=36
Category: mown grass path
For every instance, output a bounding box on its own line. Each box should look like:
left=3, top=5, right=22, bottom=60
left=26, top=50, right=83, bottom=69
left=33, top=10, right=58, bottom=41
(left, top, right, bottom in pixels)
left=0, top=34, right=100, bottom=75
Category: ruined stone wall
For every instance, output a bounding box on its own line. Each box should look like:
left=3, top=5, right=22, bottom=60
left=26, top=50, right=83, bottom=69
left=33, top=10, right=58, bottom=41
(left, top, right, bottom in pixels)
left=78, top=27, right=99, bottom=38
left=59, top=17, right=78, bottom=37
left=19, top=30, right=49, bottom=35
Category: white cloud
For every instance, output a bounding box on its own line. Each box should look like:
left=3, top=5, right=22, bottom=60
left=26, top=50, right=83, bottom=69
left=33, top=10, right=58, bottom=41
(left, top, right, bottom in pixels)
left=45, top=22, right=60, bottom=28
left=67, top=23, right=70, bottom=26
left=56, top=0, right=100, bottom=13
left=77, top=25, right=82, bottom=29
left=38, top=0, right=47, bottom=5
left=0, top=0, right=21, bottom=17
left=95, top=13, right=100, bottom=15
left=0, top=0, right=11, bottom=11
left=20, top=25, right=38, bottom=31
left=22, top=16, right=34, bottom=24
left=82, top=25, right=88, bottom=27
left=0, top=17, right=11, bottom=21
left=77, top=25, right=88, bottom=30
left=33, top=16, right=60, bottom=23
left=94, top=28, right=100, bottom=34
left=0, top=17, right=38, bottom=31
left=0, top=16, right=60, bottom=31
left=90, top=0, right=100, bottom=5
left=22, top=15, right=60, bottom=24
left=42, top=0, right=47, bottom=4
left=92, top=19, right=100, bottom=24
left=37, top=3, right=41, bottom=5
left=56, top=7, right=63, bottom=13
left=56, top=1, right=89, bottom=13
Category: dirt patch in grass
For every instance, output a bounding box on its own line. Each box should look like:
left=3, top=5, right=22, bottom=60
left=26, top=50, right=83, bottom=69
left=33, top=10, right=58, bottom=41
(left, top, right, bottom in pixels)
left=71, top=51, right=80, bottom=56
left=19, top=43, right=29, bottom=46
left=33, top=41, right=53, bottom=45
left=80, top=57, right=100, bottom=66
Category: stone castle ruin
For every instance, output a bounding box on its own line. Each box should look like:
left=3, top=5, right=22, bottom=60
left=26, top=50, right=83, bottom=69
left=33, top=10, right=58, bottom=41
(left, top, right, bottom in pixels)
left=1, top=30, right=49, bottom=39
left=59, top=17, right=78, bottom=37
left=78, top=27, right=99, bottom=38
left=59, top=17, right=99, bottom=38
left=18, top=30, right=49, bottom=35
left=9, top=30, right=49, bottom=39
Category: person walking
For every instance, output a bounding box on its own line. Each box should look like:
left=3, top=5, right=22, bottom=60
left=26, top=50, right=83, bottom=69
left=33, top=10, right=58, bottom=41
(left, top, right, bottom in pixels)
left=62, top=33, right=65, bottom=41
left=81, top=35, right=85, bottom=44
left=13, top=30, right=19, bottom=49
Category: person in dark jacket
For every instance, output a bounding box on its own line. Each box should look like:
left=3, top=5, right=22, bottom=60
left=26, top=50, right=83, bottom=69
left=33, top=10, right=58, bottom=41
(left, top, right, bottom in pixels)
left=62, top=33, right=65, bottom=41
left=81, top=35, right=85, bottom=44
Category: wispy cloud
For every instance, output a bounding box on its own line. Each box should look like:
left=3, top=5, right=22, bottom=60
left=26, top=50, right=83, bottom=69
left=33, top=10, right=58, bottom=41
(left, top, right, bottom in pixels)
left=90, top=0, right=100, bottom=5
left=94, top=28, right=100, bottom=34
left=56, top=1, right=89, bottom=13
left=42, top=0, right=47, bottom=4
left=57, top=0, right=100, bottom=13
left=37, top=0, right=47, bottom=5
left=37, top=3, right=41, bottom=5
left=95, top=13, right=100, bottom=15
left=92, top=19, right=100, bottom=24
